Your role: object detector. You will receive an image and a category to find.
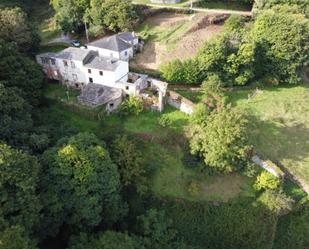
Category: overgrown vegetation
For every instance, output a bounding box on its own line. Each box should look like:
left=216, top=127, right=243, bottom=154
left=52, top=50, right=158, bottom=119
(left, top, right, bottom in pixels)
left=0, top=1, right=308, bottom=249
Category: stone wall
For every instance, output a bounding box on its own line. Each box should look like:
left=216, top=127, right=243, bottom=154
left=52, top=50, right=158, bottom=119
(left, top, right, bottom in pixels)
left=167, top=90, right=195, bottom=115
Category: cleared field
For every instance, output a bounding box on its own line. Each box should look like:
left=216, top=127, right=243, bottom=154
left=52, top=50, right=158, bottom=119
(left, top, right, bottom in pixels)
left=131, top=12, right=224, bottom=71
left=228, top=85, right=309, bottom=187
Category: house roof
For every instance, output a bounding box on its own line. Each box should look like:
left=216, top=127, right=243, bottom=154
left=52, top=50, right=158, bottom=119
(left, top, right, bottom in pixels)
left=84, top=55, right=122, bottom=71
left=78, top=83, right=122, bottom=107
left=87, top=34, right=133, bottom=52
left=54, top=47, right=91, bottom=61
left=118, top=32, right=136, bottom=42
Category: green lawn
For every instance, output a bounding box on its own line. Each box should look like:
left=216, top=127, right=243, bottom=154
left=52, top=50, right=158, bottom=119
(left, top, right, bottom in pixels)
left=227, top=85, right=309, bottom=186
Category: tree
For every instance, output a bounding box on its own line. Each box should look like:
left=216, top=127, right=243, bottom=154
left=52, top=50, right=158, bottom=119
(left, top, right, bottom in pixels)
left=253, top=0, right=309, bottom=17
left=40, top=133, right=126, bottom=236
left=190, top=106, right=251, bottom=173
left=110, top=135, right=145, bottom=188
left=0, top=83, right=33, bottom=147
left=0, top=40, right=44, bottom=106
left=160, top=59, right=185, bottom=83
left=0, top=143, right=41, bottom=231
left=51, top=0, right=90, bottom=32
left=0, top=225, right=38, bottom=249
left=86, top=0, right=139, bottom=33
left=249, top=5, right=309, bottom=84
left=69, top=231, right=144, bottom=249
left=0, top=7, right=40, bottom=52
left=201, top=74, right=226, bottom=110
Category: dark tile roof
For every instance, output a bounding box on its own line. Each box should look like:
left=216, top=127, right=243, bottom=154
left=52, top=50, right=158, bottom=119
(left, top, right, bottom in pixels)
left=55, top=47, right=91, bottom=61
left=87, top=33, right=133, bottom=52
left=118, top=32, right=136, bottom=42
left=84, top=55, right=121, bottom=71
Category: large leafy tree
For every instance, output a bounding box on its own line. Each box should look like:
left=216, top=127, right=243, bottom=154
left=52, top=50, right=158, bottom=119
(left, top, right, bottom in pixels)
left=0, top=83, right=33, bottom=147
left=0, top=7, right=40, bottom=53
left=0, top=224, right=38, bottom=249
left=0, top=143, right=41, bottom=232
left=86, top=0, right=138, bottom=33
left=51, top=0, right=90, bottom=32
left=69, top=231, right=144, bottom=249
left=249, top=5, right=309, bottom=85
left=40, top=133, right=126, bottom=236
left=190, top=106, right=251, bottom=173
left=0, top=40, right=44, bottom=106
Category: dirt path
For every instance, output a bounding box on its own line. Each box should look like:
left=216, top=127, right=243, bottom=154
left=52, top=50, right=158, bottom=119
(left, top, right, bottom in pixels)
left=133, top=2, right=252, bottom=16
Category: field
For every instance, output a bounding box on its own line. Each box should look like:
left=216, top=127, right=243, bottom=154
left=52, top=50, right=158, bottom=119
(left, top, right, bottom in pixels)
left=175, top=85, right=309, bottom=188
left=131, top=12, right=224, bottom=71
left=44, top=83, right=255, bottom=202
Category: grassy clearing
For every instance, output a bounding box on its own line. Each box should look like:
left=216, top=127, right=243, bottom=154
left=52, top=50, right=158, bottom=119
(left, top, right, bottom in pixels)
left=174, top=88, right=203, bottom=103
left=44, top=83, right=80, bottom=104
left=227, top=85, right=309, bottom=186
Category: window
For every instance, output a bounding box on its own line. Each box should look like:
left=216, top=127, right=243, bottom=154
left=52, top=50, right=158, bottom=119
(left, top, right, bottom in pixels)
left=54, top=70, right=58, bottom=77
left=88, top=69, right=92, bottom=74
left=125, top=51, right=128, bottom=56
left=109, top=103, right=114, bottom=108
left=41, top=57, right=48, bottom=64
left=72, top=74, right=77, bottom=81
left=63, top=60, right=68, bottom=67
left=89, top=77, right=93, bottom=83
left=71, top=61, right=75, bottom=68
left=99, top=71, right=103, bottom=76
left=51, top=59, right=56, bottom=65
left=125, top=86, right=129, bottom=90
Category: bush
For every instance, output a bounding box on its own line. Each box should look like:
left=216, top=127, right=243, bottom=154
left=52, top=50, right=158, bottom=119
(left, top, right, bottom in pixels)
left=256, top=190, right=294, bottom=215
left=254, top=171, right=281, bottom=191
left=119, top=96, right=143, bottom=117
left=160, top=59, right=185, bottom=83
left=158, top=114, right=172, bottom=127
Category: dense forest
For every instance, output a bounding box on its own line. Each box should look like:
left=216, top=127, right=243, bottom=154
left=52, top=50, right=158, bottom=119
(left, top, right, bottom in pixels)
left=0, top=0, right=308, bottom=249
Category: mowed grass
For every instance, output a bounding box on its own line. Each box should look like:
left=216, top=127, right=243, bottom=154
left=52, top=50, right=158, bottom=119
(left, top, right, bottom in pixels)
left=227, top=85, right=309, bottom=185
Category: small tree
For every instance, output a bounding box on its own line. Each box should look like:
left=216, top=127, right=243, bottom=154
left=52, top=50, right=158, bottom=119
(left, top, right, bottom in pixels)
left=201, top=74, right=226, bottom=110
left=110, top=135, right=145, bottom=187
left=254, top=171, right=281, bottom=191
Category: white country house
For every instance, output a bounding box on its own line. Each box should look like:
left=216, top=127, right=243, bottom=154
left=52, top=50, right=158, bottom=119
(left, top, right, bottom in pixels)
left=87, top=32, right=140, bottom=61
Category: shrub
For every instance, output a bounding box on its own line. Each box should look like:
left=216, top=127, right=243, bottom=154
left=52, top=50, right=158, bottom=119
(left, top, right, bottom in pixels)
left=256, top=190, right=294, bottom=215
left=254, top=171, right=281, bottom=191
left=158, top=114, right=172, bottom=127
left=160, top=59, right=185, bottom=83
left=119, top=96, right=143, bottom=116
left=243, top=161, right=259, bottom=178
left=188, top=181, right=200, bottom=196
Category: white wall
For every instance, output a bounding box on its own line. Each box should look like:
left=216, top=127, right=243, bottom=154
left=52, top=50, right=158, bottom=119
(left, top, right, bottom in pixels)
left=87, top=45, right=132, bottom=61
left=56, top=59, right=87, bottom=85
left=83, top=60, right=129, bottom=87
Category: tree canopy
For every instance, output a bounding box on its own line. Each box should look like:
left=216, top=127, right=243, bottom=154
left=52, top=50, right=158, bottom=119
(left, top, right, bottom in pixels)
left=190, top=106, right=251, bottom=173
left=40, top=133, right=126, bottom=236
left=0, top=7, right=40, bottom=53
left=0, top=143, right=41, bottom=234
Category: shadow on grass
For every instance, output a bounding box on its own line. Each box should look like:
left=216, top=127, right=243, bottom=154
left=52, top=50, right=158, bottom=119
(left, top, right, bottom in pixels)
left=248, top=115, right=309, bottom=183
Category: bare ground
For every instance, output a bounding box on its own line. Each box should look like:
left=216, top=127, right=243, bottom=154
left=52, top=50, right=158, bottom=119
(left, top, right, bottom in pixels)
left=131, top=12, right=224, bottom=71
